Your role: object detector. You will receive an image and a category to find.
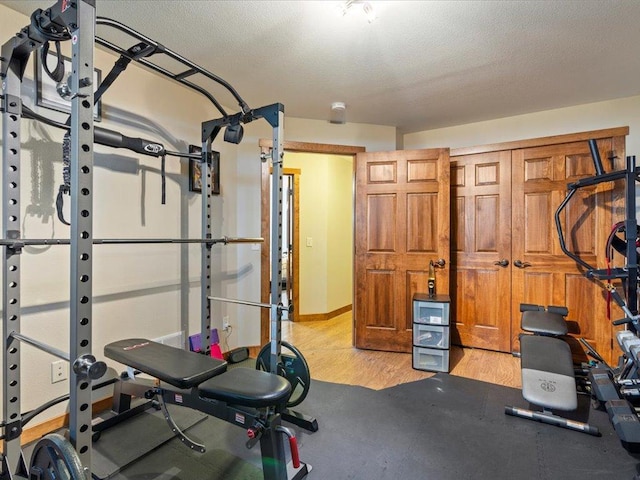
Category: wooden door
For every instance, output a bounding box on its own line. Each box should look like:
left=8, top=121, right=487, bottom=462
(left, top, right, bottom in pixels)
left=511, top=139, right=620, bottom=361
left=354, top=149, right=450, bottom=352
left=449, top=128, right=626, bottom=364
left=451, top=151, right=512, bottom=352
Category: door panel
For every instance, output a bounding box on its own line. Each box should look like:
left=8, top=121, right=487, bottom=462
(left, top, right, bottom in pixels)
left=355, top=149, right=450, bottom=352
left=511, top=140, right=615, bottom=359
left=451, top=151, right=512, bottom=352
left=449, top=129, right=626, bottom=364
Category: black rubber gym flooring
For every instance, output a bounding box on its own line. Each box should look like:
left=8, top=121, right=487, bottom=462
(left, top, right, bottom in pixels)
left=97, top=372, right=639, bottom=479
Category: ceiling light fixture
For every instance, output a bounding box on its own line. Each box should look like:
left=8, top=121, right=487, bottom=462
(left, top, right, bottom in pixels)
left=339, top=0, right=377, bottom=23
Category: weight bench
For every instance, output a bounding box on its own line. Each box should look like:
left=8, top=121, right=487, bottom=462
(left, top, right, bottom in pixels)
left=505, top=304, right=600, bottom=436
left=102, top=338, right=310, bottom=480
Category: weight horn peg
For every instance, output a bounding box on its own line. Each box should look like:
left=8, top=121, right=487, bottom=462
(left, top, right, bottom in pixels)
left=73, top=354, right=107, bottom=380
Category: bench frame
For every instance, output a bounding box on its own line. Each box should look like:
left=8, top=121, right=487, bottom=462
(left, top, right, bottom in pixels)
left=505, top=304, right=600, bottom=436
left=96, top=374, right=310, bottom=480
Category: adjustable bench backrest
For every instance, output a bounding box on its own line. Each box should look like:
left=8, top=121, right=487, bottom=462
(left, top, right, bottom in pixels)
left=104, top=338, right=227, bottom=389
left=105, top=338, right=293, bottom=409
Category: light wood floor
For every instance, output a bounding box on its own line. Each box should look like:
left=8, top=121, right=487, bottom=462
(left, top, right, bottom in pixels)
left=282, top=311, right=521, bottom=390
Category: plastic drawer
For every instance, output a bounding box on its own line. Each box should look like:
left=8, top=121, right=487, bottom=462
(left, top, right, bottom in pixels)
left=412, top=346, right=450, bottom=373
left=413, top=301, right=450, bottom=325
left=413, top=324, right=449, bottom=349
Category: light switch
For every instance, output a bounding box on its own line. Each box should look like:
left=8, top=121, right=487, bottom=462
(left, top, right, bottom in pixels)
left=306, top=237, right=313, bottom=247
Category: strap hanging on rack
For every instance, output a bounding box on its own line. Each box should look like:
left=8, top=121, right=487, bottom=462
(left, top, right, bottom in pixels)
left=94, top=42, right=156, bottom=104
left=41, top=40, right=65, bottom=83
left=56, top=131, right=71, bottom=226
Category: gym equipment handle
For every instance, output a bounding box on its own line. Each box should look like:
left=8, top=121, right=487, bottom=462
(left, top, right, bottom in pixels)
left=513, top=260, right=531, bottom=269
left=613, top=317, right=633, bottom=326
left=275, top=425, right=300, bottom=469
left=494, top=259, right=509, bottom=267
left=588, top=139, right=605, bottom=176
left=95, top=127, right=165, bottom=157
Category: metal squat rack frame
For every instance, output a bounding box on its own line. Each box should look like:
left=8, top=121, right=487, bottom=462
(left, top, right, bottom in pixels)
left=1, top=0, right=287, bottom=477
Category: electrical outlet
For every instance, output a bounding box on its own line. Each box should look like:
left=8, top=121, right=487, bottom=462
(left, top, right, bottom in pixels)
left=51, top=360, right=67, bottom=384
left=223, top=316, right=231, bottom=331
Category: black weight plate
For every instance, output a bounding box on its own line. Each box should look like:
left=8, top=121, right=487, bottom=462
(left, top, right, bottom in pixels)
left=256, top=341, right=311, bottom=408
left=29, top=433, right=85, bottom=480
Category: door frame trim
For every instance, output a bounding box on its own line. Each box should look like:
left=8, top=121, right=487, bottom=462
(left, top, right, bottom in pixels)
left=451, top=126, right=629, bottom=157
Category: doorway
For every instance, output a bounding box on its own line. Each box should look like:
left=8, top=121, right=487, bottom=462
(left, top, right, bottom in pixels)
left=259, top=141, right=366, bottom=346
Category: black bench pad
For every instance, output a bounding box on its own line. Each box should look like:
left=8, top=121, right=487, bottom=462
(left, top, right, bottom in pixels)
left=104, top=338, right=227, bottom=389
left=521, top=310, right=568, bottom=335
left=199, top=368, right=291, bottom=409
left=520, top=334, right=577, bottom=410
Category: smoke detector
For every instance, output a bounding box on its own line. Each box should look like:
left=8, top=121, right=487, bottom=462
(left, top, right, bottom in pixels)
left=330, top=102, right=346, bottom=124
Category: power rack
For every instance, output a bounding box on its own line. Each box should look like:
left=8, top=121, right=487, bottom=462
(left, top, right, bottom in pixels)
left=1, top=1, right=295, bottom=478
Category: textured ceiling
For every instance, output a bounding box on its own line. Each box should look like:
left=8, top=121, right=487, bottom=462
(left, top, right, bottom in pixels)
left=2, top=0, right=640, bottom=133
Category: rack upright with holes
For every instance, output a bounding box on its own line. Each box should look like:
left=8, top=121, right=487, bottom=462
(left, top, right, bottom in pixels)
left=0, top=0, right=290, bottom=477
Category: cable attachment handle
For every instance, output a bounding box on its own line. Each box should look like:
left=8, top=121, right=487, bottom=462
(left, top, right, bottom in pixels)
left=605, top=284, right=640, bottom=326
left=275, top=425, right=300, bottom=469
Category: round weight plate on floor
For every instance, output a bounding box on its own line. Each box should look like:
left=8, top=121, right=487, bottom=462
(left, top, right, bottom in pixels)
left=29, top=433, right=86, bottom=480
left=256, top=341, right=311, bottom=408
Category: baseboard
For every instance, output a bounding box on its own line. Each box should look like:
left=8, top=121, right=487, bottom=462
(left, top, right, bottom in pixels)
left=247, top=345, right=262, bottom=358
left=297, top=304, right=352, bottom=322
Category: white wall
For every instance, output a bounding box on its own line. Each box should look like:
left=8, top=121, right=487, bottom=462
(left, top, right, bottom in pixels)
left=280, top=153, right=353, bottom=316
left=326, top=155, right=354, bottom=312
left=404, top=95, right=640, bottom=155
left=285, top=153, right=329, bottom=315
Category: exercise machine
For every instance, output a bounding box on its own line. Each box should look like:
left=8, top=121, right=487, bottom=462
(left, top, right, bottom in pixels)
left=553, top=138, right=640, bottom=451
left=210, top=296, right=317, bottom=429
left=102, top=338, right=309, bottom=479
left=1, top=1, right=311, bottom=478
left=505, top=303, right=600, bottom=436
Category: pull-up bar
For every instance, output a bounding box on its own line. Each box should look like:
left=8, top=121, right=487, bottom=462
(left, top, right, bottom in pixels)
left=95, top=17, right=250, bottom=117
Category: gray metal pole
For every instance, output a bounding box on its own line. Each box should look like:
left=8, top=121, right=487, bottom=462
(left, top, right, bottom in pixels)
left=10, top=333, right=69, bottom=362
left=1, top=29, right=28, bottom=479
left=269, top=110, right=285, bottom=374
left=200, top=139, right=213, bottom=350
left=210, top=295, right=276, bottom=310
left=68, top=1, right=96, bottom=475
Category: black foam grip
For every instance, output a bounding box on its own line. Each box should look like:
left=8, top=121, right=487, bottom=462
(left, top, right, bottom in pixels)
left=94, top=127, right=164, bottom=157
left=588, top=139, right=605, bottom=175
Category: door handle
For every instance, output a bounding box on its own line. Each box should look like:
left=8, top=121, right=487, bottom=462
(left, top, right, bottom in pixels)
left=494, top=259, right=509, bottom=268
left=513, top=260, right=532, bottom=269
left=432, top=258, right=446, bottom=268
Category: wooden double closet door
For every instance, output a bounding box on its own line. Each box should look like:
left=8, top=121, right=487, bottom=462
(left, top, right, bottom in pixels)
left=353, top=127, right=628, bottom=366
left=451, top=127, right=628, bottom=365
